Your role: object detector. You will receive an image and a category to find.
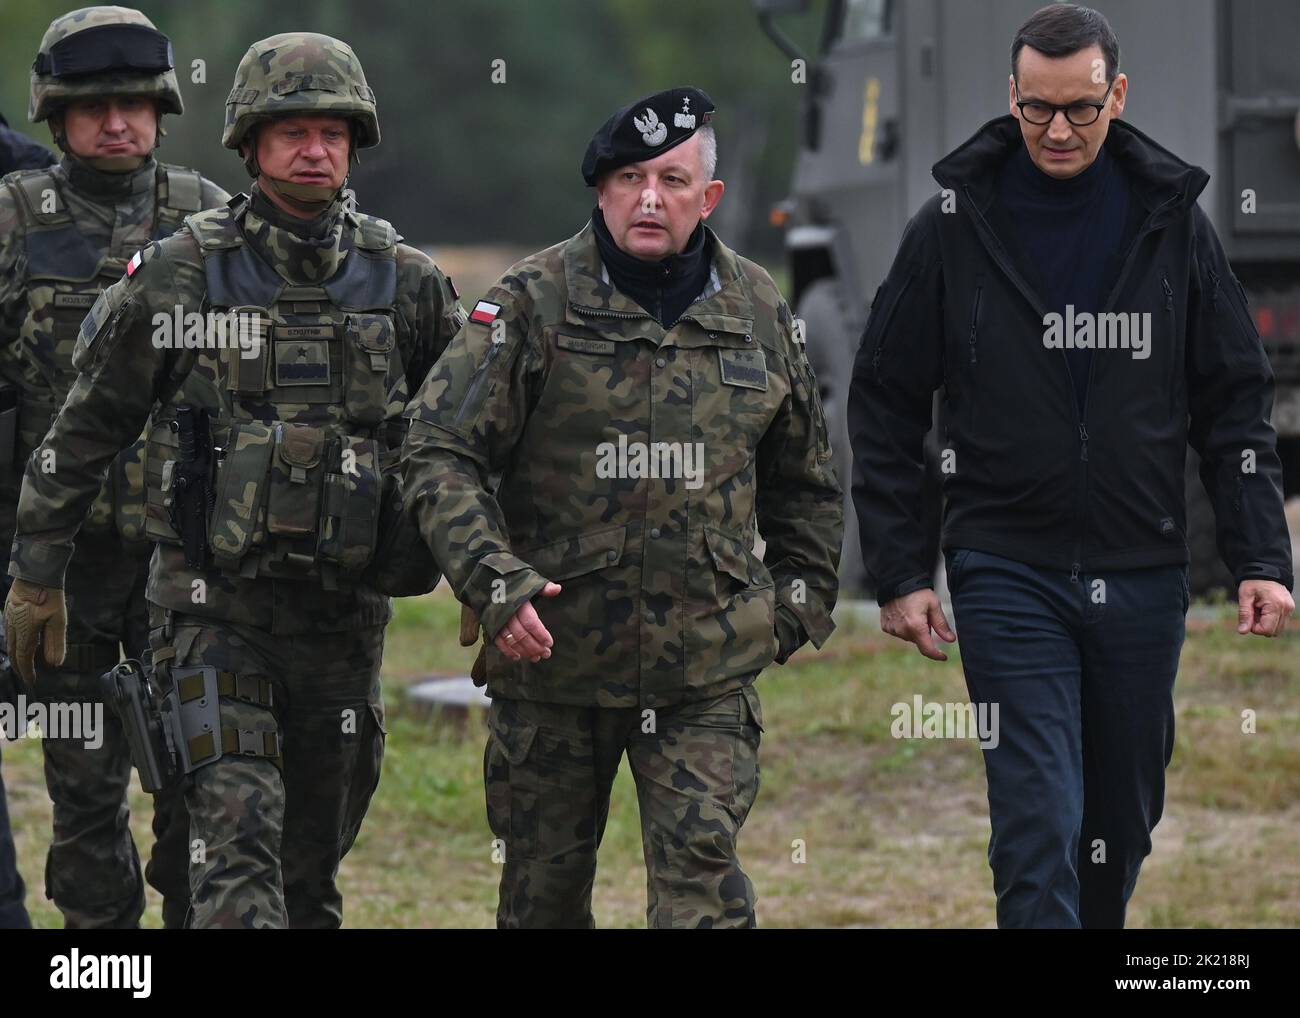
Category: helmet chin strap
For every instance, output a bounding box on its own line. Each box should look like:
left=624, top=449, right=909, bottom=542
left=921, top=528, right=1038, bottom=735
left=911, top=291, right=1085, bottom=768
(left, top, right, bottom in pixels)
left=243, top=132, right=352, bottom=215
left=262, top=175, right=338, bottom=214
left=83, top=154, right=148, bottom=171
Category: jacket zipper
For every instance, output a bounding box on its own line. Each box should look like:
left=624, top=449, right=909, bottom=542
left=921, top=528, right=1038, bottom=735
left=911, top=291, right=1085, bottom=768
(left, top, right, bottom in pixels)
left=453, top=339, right=505, bottom=428
left=961, top=184, right=1181, bottom=583
left=1162, top=274, right=1177, bottom=416
left=101, top=295, right=133, bottom=345
left=571, top=303, right=651, bottom=321
left=968, top=286, right=982, bottom=364
left=869, top=276, right=914, bottom=383
left=1205, top=266, right=1259, bottom=344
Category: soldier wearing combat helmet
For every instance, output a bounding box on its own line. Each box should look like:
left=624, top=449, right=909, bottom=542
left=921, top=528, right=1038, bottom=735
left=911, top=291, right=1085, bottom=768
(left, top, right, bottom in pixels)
left=4, top=32, right=466, bottom=928
left=403, top=88, right=843, bottom=927
left=0, top=5, right=227, bottom=929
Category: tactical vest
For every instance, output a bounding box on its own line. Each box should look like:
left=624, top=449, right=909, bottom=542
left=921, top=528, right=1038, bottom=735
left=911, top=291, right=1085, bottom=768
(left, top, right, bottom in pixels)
left=143, top=197, right=408, bottom=588
left=4, top=163, right=204, bottom=543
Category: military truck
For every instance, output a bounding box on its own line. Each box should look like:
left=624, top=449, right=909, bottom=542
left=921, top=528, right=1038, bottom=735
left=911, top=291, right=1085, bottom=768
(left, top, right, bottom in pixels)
left=758, top=0, right=1300, bottom=596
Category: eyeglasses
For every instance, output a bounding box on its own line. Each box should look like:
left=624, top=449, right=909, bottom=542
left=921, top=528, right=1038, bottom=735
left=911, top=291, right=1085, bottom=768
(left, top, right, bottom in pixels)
left=1014, top=81, right=1114, bottom=126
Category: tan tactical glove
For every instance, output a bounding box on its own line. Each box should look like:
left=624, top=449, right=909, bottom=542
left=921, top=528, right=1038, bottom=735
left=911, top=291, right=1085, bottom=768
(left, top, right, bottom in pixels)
left=4, top=578, right=67, bottom=687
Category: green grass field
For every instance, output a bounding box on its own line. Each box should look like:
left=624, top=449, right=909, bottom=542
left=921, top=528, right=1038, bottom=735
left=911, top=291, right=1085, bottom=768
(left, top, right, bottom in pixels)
left=4, top=587, right=1297, bottom=928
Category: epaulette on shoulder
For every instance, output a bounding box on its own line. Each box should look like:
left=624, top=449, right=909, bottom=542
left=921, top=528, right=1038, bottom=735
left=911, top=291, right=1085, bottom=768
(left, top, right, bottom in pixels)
left=4, top=166, right=67, bottom=225
left=157, top=163, right=205, bottom=213
left=353, top=211, right=398, bottom=252
left=184, top=196, right=245, bottom=251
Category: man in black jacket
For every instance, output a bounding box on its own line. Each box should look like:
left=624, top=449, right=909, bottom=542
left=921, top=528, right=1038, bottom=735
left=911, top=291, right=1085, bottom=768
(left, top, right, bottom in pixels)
left=0, top=112, right=56, bottom=174
left=849, top=4, right=1293, bottom=928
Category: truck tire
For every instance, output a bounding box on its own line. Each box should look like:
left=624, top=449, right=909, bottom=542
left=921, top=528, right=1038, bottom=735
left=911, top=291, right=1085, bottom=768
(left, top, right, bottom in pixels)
left=797, top=277, right=943, bottom=599
left=798, top=278, right=871, bottom=597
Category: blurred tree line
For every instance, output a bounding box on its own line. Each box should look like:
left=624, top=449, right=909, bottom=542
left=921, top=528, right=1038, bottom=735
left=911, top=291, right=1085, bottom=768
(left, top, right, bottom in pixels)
left=1, top=0, right=825, bottom=260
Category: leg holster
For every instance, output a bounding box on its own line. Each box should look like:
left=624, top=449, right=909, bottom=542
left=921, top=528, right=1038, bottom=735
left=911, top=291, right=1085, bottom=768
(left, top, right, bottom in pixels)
left=167, top=666, right=282, bottom=775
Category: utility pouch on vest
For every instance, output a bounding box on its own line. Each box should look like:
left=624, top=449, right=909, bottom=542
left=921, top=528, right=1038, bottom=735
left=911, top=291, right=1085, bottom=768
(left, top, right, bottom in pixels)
left=318, top=434, right=381, bottom=573
left=145, top=417, right=182, bottom=543
left=343, top=313, right=395, bottom=425
left=0, top=385, right=17, bottom=471
left=208, top=419, right=274, bottom=568
left=267, top=422, right=326, bottom=540
left=225, top=306, right=272, bottom=395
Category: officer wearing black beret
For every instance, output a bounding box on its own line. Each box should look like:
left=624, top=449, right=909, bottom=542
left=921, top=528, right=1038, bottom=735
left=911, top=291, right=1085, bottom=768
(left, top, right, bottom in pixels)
left=403, top=87, right=842, bottom=927
left=582, top=86, right=716, bottom=185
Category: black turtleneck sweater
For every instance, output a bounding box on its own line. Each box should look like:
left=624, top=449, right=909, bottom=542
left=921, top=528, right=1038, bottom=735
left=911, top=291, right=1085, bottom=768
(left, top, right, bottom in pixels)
left=993, top=143, right=1138, bottom=413
left=592, top=207, right=713, bottom=329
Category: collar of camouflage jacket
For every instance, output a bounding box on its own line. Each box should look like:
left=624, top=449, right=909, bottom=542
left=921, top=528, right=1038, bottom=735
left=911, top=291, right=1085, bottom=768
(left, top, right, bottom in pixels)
left=241, top=182, right=351, bottom=284
left=563, top=220, right=755, bottom=344
left=59, top=152, right=157, bottom=202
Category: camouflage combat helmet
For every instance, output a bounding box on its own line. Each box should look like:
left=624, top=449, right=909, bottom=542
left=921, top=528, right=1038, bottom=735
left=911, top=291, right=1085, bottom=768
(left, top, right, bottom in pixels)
left=30, top=6, right=183, bottom=123
left=223, top=33, right=380, bottom=153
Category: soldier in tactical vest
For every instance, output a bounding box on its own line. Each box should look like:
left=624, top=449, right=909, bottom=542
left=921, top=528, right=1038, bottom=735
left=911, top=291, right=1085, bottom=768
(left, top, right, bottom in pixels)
left=0, top=6, right=227, bottom=929
left=0, top=107, right=52, bottom=932
left=402, top=88, right=843, bottom=927
left=4, top=32, right=465, bottom=928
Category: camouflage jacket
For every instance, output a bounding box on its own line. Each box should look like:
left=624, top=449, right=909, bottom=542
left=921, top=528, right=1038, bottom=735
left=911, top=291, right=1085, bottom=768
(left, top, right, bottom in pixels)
left=8, top=188, right=465, bottom=635
left=0, top=156, right=227, bottom=547
left=403, top=221, right=843, bottom=708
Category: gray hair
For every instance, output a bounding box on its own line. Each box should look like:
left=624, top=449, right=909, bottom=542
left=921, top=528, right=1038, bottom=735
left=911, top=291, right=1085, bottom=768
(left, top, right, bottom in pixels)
left=696, top=123, right=718, bottom=180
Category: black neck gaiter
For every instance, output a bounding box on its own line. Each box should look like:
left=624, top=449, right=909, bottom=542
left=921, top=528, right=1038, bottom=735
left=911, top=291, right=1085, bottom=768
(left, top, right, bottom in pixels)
left=62, top=153, right=156, bottom=202
left=592, top=207, right=713, bottom=328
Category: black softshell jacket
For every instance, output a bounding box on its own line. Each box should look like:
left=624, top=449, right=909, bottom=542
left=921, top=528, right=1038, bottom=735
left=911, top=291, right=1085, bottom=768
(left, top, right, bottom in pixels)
left=849, top=116, right=1293, bottom=604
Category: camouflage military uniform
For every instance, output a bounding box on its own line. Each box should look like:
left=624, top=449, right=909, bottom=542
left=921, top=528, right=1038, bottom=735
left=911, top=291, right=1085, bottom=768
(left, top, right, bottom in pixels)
left=403, top=221, right=843, bottom=927
left=7, top=33, right=464, bottom=928
left=0, top=6, right=226, bottom=929
left=0, top=102, right=53, bottom=935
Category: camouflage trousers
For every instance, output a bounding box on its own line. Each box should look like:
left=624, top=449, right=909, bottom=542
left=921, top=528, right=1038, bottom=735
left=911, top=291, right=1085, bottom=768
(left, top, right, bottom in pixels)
left=148, top=610, right=386, bottom=929
left=21, top=530, right=189, bottom=929
left=485, top=682, right=764, bottom=928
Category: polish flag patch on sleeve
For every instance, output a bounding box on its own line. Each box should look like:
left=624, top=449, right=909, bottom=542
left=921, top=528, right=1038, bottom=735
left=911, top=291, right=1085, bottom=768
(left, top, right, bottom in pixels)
left=470, top=300, right=502, bottom=325
left=125, top=242, right=156, bottom=278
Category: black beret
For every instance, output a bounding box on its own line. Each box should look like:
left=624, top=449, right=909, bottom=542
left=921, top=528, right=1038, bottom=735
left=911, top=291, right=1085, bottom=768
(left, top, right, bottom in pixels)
left=581, top=87, right=716, bottom=186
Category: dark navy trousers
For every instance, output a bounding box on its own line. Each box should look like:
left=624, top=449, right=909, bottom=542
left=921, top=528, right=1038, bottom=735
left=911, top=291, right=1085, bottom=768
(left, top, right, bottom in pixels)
left=946, top=547, right=1187, bottom=928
